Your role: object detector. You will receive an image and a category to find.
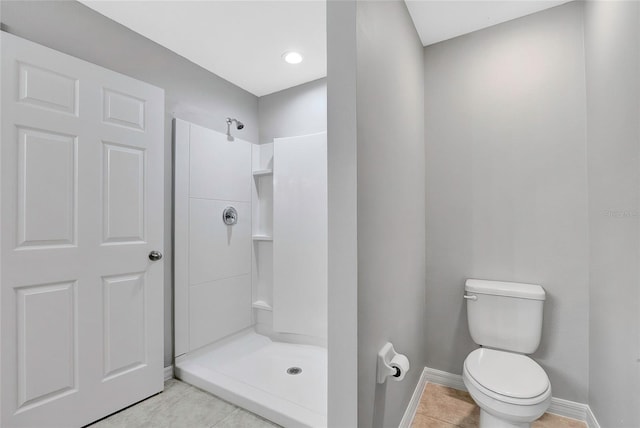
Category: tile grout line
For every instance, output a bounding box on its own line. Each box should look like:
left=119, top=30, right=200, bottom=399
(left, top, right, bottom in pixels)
left=168, top=380, right=239, bottom=428
left=209, top=407, right=241, bottom=428
left=422, top=414, right=465, bottom=427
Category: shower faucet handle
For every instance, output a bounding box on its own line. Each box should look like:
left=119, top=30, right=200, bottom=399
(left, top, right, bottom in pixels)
left=222, top=206, right=238, bottom=225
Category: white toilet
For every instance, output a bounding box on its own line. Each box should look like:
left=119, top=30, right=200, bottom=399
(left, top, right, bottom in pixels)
left=462, top=279, right=552, bottom=428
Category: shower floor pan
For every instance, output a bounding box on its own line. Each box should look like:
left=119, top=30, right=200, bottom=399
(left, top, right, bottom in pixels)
left=175, top=330, right=327, bottom=428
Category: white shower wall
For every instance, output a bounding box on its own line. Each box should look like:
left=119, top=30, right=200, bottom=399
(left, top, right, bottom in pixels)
left=174, top=120, right=328, bottom=427
left=273, top=134, right=328, bottom=340
left=174, top=119, right=253, bottom=356
left=175, top=119, right=328, bottom=356
left=252, top=135, right=329, bottom=345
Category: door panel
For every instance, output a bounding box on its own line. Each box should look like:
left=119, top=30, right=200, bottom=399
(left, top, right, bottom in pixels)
left=1, top=32, right=164, bottom=428
left=17, top=128, right=77, bottom=248
left=102, top=142, right=145, bottom=243
left=102, top=88, right=145, bottom=130
left=17, top=281, right=77, bottom=409
left=102, top=273, right=146, bottom=380
left=18, top=62, right=79, bottom=115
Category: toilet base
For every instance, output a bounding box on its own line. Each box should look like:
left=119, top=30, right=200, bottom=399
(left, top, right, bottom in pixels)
left=480, top=409, right=530, bottom=428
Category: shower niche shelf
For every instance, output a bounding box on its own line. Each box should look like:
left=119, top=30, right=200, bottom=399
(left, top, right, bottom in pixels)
left=252, top=300, right=273, bottom=311
left=252, top=168, right=273, bottom=177
left=252, top=234, right=273, bottom=241
left=252, top=143, right=274, bottom=315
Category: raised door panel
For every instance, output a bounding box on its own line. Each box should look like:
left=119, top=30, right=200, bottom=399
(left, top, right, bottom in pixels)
left=103, top=89, right=145, bottom=131
left=16, top=281, right=77, bottom=409
left=17, top=127, right=77, bottom=248
left=102, top=273, right=146, bottom=380
left=102, top=143, right=145, bottom=244
left=18, top=62, right=78, bottom=115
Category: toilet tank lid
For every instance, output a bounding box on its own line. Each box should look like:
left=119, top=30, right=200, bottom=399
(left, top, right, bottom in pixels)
left=465, top=279, right=546, bottom=300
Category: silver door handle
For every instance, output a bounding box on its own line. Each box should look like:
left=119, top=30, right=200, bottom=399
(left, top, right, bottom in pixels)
left=463, top=294, right=477, bottom=301
left=149, top=251, right=163, bottom=261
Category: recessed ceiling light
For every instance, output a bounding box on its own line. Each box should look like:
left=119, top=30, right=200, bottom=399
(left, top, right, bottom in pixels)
left=282, top=51, right=303, bottom=64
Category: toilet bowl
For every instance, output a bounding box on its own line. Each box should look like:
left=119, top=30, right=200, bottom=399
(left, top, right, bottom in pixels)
left=463, top=279, right=551, bottom=428
left=462, top=348, right=551, bottom=428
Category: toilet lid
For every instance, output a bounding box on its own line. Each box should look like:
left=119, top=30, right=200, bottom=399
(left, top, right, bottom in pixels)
left=465, top=348, right=549, bottom=399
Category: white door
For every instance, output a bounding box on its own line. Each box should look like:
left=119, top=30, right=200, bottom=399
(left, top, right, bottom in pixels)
left=0, top=32, right=165, bottom=428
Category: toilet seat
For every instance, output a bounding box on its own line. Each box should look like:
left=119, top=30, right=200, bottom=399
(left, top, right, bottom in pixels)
left=464, top=348, right=550, bottom=405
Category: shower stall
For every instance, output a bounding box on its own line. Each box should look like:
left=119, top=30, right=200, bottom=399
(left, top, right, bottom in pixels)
left=173, top=119, right=327, bottom=427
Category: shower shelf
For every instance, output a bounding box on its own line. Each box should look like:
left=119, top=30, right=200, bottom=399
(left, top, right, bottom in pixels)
left=252, top=300, right=272, bottom=311
left=252, top=169, right=273, bottom=177
left=252, top=234, right=273, bottom=241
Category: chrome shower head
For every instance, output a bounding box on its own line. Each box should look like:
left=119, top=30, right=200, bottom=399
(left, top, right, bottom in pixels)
left=226, top=117, right=244, bottom=131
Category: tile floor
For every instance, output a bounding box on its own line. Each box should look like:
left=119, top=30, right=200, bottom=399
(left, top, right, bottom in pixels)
left=89, top=379, right=280, bottom=428
left=411, top=383, right=587, bottom=428
left=90, top=378, right=587, bottom=428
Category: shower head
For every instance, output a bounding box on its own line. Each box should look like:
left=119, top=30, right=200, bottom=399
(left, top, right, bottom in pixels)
left=226, top=117, right=244, bottom=131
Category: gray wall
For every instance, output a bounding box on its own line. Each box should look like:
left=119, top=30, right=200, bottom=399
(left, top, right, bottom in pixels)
left=0, top=0, right=259, bottom=367
left=424, top=2, right=589, bottom=402
left=356, top=1, right=426, bottom=426
left=326, top=1, right=359, bottom=426
left=584, top=1, right=640, bottom=426
left=258, top=78, right=326, bottom=144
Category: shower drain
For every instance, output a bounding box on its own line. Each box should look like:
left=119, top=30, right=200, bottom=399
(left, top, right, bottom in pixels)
left=286, top=367, right=302, bottom=375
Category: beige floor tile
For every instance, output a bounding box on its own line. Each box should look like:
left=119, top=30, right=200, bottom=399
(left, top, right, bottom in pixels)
left=412, top=414, right=459, bottom=428
left=413, top=383, right=586, bottom=428
left=414, top=384, right=479, bottom=428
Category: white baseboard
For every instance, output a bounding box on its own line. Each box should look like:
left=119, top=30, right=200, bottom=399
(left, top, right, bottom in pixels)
left=424, top=367, right=466, bottom=391
left=399, top=368, right=429, bottom=428
left=547, top=397, right=589, bottom=422
left=586, top=406, right=601, bottom=428
left=409, top=367, right=600, bottom=428
left=164, top=365, right=174, bottom=381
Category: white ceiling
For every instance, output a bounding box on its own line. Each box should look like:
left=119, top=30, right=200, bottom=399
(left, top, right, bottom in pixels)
left=80, top=1, right=572, bottom=96
left=405, top=0, right=572, bottom=46
left=80, top=0, right=326, bottom=97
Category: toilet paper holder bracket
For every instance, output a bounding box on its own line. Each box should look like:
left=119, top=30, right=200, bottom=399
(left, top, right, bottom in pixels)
left=377, top=342, right=410, bottom=384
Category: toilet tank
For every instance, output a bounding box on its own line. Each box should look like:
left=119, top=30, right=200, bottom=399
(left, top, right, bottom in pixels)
left=465, top=279, right=546, bottom=354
